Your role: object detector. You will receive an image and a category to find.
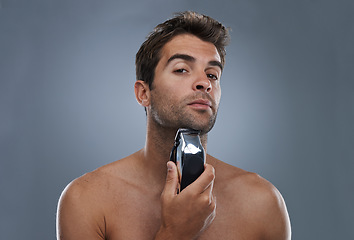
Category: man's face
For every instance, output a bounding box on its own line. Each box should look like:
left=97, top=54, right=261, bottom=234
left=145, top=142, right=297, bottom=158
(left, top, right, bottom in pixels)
left=148, top=34, right=222, bottom=134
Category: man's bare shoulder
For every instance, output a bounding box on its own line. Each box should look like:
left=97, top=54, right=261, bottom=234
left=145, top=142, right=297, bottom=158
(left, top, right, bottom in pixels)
left=209, top=155, right=291, bottom=239
left=61, top=151, right=141, bottom=199
left=58, top=150, right=145, bottom=216
left=56, top=152, right=143, bottom=239
left=209, top=155, right=283, bottom=201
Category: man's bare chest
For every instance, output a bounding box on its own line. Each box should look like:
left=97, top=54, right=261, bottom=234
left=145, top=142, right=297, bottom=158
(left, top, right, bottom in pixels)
left=103, top=188, right=161, bottom=239
left=102, top=192, right=257, bottom=240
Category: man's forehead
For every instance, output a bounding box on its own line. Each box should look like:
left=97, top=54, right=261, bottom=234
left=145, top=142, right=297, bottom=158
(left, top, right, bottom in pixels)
left=160, top=34, right=221, bottom=62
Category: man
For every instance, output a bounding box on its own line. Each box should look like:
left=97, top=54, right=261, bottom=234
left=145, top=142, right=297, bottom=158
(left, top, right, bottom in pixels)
left=56, top=11, right=291, bottom=239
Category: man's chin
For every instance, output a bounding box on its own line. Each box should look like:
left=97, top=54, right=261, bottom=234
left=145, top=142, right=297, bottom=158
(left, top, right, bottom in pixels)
left=179, top=121, right=215, bottom=135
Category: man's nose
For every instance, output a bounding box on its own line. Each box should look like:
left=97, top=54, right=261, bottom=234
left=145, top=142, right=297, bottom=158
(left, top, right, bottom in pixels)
left=192, top=74, right=212, bottom=93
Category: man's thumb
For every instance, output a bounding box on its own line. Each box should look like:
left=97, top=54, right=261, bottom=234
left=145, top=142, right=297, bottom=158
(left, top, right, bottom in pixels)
left=163, top=161, right=179, bottom=196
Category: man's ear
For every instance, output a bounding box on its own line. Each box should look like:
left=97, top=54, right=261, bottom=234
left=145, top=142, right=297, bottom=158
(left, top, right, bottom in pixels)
left=134, top=80, right=151, bottom=107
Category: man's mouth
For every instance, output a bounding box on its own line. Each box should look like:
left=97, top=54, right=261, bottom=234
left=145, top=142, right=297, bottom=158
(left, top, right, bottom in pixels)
left=188, top=99, right=212, bottom=110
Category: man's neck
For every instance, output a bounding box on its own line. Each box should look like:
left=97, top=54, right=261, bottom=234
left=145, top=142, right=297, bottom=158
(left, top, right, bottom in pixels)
left=139, top=119, right=208, bottom=190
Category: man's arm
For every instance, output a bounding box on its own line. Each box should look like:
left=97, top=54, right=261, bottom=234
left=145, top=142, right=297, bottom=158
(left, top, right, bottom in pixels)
left=56, top=178, right=106, bottom=240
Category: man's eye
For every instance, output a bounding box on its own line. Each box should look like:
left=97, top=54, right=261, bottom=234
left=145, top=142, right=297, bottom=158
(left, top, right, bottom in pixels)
left=174, top=69, right=187, bottom=73
left=207, top=74, right=218, bottom=80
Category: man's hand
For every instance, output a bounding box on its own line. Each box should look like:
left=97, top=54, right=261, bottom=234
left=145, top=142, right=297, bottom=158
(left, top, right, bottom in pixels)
left=155, top=161, right=216, bottom=240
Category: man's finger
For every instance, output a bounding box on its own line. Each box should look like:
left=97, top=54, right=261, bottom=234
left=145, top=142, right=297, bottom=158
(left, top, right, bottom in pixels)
left=162, top=161, right=179, bottom=197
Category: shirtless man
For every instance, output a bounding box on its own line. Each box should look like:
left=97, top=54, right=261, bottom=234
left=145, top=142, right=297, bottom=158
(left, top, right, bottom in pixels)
left=56, top=11, right=291, bottom=240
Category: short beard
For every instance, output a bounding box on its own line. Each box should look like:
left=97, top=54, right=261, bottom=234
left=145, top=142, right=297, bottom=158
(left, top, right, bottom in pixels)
left=149, top=92, right=219, bottom=135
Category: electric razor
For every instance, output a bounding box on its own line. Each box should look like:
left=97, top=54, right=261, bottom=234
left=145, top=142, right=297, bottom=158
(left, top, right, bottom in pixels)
left=169, top=128, right=205, bottom=192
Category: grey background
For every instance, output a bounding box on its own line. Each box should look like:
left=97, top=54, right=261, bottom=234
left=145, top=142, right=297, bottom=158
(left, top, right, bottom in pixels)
left=1, top=0, right=353, bottom=239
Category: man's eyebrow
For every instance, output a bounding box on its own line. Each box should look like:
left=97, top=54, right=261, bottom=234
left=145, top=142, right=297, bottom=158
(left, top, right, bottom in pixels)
left=167, top=54, right=196, bottom=64
left=166, top=53, right=223, bottom=71
left=209, top=60, right=223, bottom=71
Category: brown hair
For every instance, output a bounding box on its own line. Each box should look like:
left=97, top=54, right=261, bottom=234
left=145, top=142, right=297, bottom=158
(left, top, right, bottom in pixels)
left=135, top=11, right=230, bottom=89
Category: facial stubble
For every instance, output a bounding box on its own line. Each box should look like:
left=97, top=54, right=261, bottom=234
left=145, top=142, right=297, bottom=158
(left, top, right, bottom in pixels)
left=149, top=90, right=219, bottom=135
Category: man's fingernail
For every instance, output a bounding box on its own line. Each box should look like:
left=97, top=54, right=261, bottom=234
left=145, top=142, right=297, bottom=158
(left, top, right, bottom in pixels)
left=167, top=162, right=173, bottom=171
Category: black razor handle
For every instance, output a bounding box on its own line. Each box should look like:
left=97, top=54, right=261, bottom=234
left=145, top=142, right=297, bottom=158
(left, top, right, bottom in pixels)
left=170, top=129, right=205, bottom=191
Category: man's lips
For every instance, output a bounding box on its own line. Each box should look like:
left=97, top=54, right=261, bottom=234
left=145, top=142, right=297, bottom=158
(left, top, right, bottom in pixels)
left=188, top=99, right=212, bottom=109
